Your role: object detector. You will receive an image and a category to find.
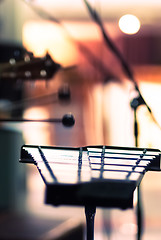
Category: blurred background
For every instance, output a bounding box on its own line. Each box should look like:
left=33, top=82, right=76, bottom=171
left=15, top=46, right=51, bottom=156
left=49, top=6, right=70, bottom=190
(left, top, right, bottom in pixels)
left=1, top=0, right=161, bottom=239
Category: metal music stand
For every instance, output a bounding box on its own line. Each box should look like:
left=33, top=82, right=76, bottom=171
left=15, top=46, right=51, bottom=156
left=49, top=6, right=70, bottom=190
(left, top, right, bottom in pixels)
left=20, top=145, right=161, bottom=240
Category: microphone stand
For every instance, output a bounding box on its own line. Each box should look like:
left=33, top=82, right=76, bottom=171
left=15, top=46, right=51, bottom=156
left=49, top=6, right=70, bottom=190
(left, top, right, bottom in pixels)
left=130, top=95, right=145, bottom=240
left=0, top=113, right=75, bottom=127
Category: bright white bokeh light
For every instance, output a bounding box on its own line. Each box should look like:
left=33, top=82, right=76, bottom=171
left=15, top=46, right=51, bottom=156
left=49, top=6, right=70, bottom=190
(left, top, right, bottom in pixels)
left=119, top=14, right=141, bottom=35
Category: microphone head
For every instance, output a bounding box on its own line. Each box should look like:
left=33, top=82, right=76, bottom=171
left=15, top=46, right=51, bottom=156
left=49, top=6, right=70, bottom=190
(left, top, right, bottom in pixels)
left=58, top=85, right=71, bottom=101
left=62, top=113, right=75, bottom=127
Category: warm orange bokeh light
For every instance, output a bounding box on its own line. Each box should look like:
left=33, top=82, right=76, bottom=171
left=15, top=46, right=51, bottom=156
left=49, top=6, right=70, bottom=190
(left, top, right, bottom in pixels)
left=23, top=21, right=78, bottom=66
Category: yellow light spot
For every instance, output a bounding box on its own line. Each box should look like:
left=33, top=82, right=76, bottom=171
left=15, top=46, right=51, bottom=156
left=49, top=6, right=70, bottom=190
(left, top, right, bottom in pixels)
left=22, top=21, right=78, bottom=66
left=119, top=14, right=141, bottom=35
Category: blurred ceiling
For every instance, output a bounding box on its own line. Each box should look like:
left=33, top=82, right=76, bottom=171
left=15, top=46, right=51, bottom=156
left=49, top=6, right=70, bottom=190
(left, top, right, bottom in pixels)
left=28, top=0, right=161, bottom=25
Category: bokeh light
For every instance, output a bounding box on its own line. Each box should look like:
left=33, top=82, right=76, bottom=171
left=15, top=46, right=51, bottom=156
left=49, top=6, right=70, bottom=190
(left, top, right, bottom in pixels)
left=118, top=14, right=141, bottom=35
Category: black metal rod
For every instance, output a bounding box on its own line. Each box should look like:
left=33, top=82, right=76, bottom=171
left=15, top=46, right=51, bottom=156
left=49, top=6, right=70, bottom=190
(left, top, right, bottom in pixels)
left=133, top=108, right=143, bottom=240
left=85, top=206, right=96, bottom=240
left=137, top=185, right=143, bottom=240
left=134, top=110, right=138, bottom=148
left=0, top=118, right=62, bottom=123
left=0, top=113, right=75, bottom=127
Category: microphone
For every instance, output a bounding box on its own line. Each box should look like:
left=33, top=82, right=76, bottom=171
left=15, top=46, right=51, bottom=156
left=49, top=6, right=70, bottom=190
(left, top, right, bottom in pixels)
left=0, top=113, right=75, bottom=127
left=62, top=113, right=75, bottom=127
left=130, top=93, right=151, bottom=113
left=3, top=85, right=71, bottom=113
left=58, top=85, right=71, bottom=101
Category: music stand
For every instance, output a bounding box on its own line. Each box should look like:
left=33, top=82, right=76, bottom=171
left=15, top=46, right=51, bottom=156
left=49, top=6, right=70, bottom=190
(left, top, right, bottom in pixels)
left=20, top=145, right=161, bottom=240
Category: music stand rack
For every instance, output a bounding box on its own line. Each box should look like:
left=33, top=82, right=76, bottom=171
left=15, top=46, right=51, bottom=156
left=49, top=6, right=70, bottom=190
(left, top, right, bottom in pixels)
left=20, top=144, right=161, bottom=240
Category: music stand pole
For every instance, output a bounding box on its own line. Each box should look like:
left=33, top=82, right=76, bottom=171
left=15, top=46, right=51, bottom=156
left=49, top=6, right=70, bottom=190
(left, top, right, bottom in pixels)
left=85, top=205, right=96, bottom=240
